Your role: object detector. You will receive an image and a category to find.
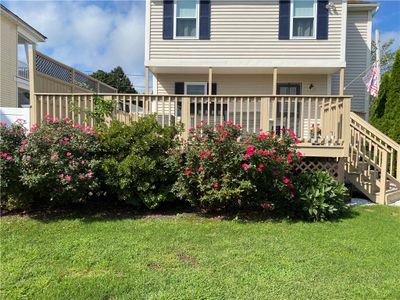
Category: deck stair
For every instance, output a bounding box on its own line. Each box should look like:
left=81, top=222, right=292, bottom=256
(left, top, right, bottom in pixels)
left=345, top=112, right=400, bottom=204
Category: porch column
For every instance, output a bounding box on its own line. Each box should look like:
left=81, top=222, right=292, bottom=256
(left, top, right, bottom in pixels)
left=208, top=67, right=213, bottom=95
left=145, top=66, right=150, bottom=94
left=272, top=67, right=278, bottom=95
left=339, top=67, right=345, bottom=96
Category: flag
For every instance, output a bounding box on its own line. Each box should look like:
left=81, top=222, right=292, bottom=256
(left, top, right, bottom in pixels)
left=363, top=62, right=380, bottom=97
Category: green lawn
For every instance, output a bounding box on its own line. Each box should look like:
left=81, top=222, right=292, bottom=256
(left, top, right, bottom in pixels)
left=1, top=206, right=400, bottom=300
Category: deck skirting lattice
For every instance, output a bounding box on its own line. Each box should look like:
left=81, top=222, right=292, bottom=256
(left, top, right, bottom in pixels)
left=296, top=157, right=345, bottom=182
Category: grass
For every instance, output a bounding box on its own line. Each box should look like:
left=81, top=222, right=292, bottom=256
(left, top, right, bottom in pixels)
left=1, top=206, right=400, bottom=300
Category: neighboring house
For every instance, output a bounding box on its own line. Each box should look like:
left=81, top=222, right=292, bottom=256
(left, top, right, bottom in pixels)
left=145, top=0, right=377, bottom=119
left=0, top=4, right=46, bottom=108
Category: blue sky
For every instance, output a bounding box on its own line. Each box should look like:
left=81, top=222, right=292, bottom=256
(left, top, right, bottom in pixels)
left=3, top=0, right=400, bottom=92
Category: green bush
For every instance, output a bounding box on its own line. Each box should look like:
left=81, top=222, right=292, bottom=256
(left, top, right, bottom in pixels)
left=294, top=171, right=349, bottom=221
left=173, top=122, right=302, bottom=212
left=19, top=115, right=101, bottom=206
left=173, top=121, right=254, bottom=211
left=0, top=120, right=27, bottom=207
left=243, top=129, right=303, bottom=212
left=100, top=116, right=180, bottom=208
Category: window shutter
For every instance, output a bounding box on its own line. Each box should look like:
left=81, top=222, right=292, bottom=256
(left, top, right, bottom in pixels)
left=175, top=82, right=184, bottom=94
left=317, top=0, right=329, bottom=40
left=207, top=83, right=217, bottom=95
left=212, top=83, right=217, bottom=95
left=279, top=0, right=290, bottom=40
left=163, top=0, right=174, bottom=40
left=199, top=0, right=211, bottom=40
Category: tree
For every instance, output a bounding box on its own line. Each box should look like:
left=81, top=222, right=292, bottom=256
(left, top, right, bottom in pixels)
left=380, top=40, right=397, bottom=74
left=369, top=48, right=400, bottom=143
left=91, top=66, right=137, bottom=93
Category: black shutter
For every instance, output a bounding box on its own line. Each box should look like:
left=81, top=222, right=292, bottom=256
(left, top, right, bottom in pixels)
left=212, top=83, right=217, bottom=95
left=175, top=82, right=184, bottom=94
left=279, top=0, right=290, bottom=40
left=317, top=0, right=329, bottom=40
left=207, top=83, right=217, bottom=95
left=163, top=0, right=174, bottom=40
left=199, top=0, right=211, bottom=40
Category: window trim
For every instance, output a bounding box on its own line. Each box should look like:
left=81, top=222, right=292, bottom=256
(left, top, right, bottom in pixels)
left=290, top=0, right=317, bottom=40
left=184, top=82, right=207, bottom=95
left=173, top=0, right=200, bottom=40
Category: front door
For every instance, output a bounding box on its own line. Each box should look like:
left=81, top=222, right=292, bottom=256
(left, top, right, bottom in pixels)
left=276, top=83, right=302, bottom=134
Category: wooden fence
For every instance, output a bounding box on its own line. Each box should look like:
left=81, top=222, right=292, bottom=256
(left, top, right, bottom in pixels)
left=28, top=49, right=117, bottom=95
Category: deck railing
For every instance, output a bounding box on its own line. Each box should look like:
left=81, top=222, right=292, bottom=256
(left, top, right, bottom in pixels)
left=346, top=112, right=400, bottom=203
left=31, top=93, right=351, bottom=147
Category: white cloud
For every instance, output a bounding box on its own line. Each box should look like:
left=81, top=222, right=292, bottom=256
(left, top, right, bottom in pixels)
left=5, top=0, right=147, bottom=91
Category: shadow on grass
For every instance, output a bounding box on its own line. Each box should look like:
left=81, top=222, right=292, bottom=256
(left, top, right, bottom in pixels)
left=1, top=199, right=360, bottom=225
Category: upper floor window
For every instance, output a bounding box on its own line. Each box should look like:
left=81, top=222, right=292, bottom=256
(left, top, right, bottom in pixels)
left=291, top=0, right=317, bottom=39
left=174, top=0, right=199, bottom=39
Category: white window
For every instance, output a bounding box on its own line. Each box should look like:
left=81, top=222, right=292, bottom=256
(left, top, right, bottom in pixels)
left=174, top=0, right=199, bottom=39
left=184, top=82, right=207, bottom=95
left=290, top=0, right=317, bottom=39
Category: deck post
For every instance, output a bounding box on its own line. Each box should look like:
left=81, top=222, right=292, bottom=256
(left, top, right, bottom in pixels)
left=379, top=151, right=388, bottom=204
left=339, top=67, right=345, bottom=96
left=272, top=67, right=278, bottom=96
left=208, top=67, right=213, bottom=95
left=145, top=66, right=150, bottom=94
left=28, top=47, right=36, bottom=127
left=181, top=96, right=191, bottom=140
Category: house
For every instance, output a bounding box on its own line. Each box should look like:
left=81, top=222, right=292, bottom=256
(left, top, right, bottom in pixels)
left=0, top=4, right=46, bottom=108
left=145, top=0, right=377, bottom=119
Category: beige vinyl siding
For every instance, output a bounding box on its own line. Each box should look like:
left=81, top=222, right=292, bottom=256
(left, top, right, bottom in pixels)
left=150, top=0, right=343, bottom=62
left=332, top=10, right=369, bottom=113
left=0, top=16, right=17, bottom=107
left=155, top=73, right=328, bottom=95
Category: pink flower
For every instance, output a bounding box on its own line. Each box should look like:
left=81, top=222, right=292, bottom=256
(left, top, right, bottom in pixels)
left=50, top=154, right=58, bottom=161
left=0, top=122, right=7, bottom=127
left=30, top=124, right=38, bottom=132
left=277, top=157, right=283, bottom=161
left=65, top=175, right=71, bottom=182
left=6, top=156, right=12, bottom=161
left=59, top=173, right=64, bottom=179
left=87, top=170, right=93, bottom=179
left=198, top=166, right=205, bottom=172
left=1, top=153, right=7, bottom=158
left=63, top=117, right=70, bottom=121
left=75, top=124, right=81, bottom=129
left=185, top=170, right=192, bottom=175
left=226, top=120, right=233, bottom=125
left=221, top=131, right=229, bottom=138
left=261, top=202, right=271, bottom=209
left=189, top=128, right=194, bottom=133
left=81, top=160, right=85, bottom=165
left=63, top=137, right=70, bottom=141
left=78, top=175, right=85, bottom=181
left=21, top=140, right=27, bottom=145
left=44, top=138, right=51, bottom=143
left=242, top=163, right=251, bottom=170
left=213, top=183, right=219, bottom=189
left=19, top=148, right=24, bottom=153
left=66, top=152, right=72, bottom=157
left=283, top=177, right=290, bottom=184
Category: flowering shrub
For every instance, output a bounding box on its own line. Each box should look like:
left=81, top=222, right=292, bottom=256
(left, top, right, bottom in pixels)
left=173, top=121, right=254, bottom=211
left=242, top=128, right=303, bottom=213
left=0, top=120, right=27, bottom=206
left=19, top=116, right=101, bottom=205
left=100, top=116, right=180, bottom=208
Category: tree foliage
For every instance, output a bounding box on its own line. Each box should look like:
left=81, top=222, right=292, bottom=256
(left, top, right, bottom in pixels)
left=370, top=48, right=400, bottom=143
left=91, top=66, right=137, bottom=94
